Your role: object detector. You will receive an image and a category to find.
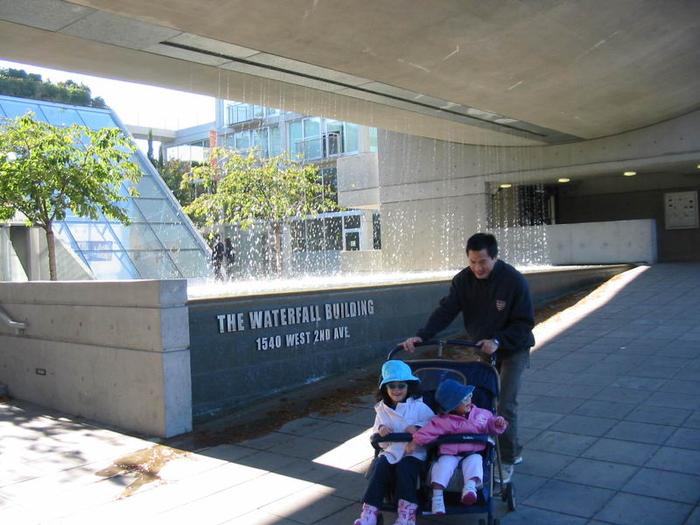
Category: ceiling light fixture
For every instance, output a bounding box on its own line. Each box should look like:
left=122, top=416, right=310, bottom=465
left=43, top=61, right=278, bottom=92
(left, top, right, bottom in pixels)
left=623, top=171, right=637, bottom=177
left=499, top=183, right=512, bottom=189
left=558, top=178, right=570, bottom=183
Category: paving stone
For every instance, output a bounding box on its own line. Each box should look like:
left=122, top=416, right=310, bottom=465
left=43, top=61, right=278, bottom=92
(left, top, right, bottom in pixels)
left=611, top=376, right=668, bottom=391
left=519, top=409, right=564, bottom=429
left=592, top=386, right=653, bottom=404
left=667, top=427, right=700, bottom=450
left=238, top=431, right=294, bottom=451
left=525, top=396, right=585, bottom=415
left=550, top=415, right=618, bottom=437
left=686, top=506, right=700, bottom=525
left=510, top=472, right=548, bottom=500
left=277, top=416, right=333, bottom=437
left=526, top=430, right=598, bottom=456
left=622, top=468, right=700, bottom=504
left=595, top=492, right=693, bottom=525
left=660, top=379, right=700, bottom=395
left=319, top=468, right=370, bottom=500
left=515, top=449, right=574, bottom=478
left=198, top=443, right=258, bottom=462
left=540, top=382, right=603, bottom=399
left=582, top=438, right=659, bottom=466
left=220, top=509, right=301, bottom=524
left=567, top=372, right=618, bottom=386
left=523, top=479, right=614, bottom=518
left=573, top=399, right=637, bottom=419
left=312, top=421, right=369, bottom=444
left=623, top=405, right=691, bottom=426
left=314, top=407, right=375, bottom=425
left=682, top=410, right=700, bottom=429
left=518, top=426, right=542, bottom=445
left=646, top=391, right=700, bottom=410
left=555, top=457, right=638, bottom=490
left=647, top=447, right=700, bottom=475
left=493, top=504, right=587, bottom=524
left=261, top=484, right=354, bottom=524
left=233, top=449, right=304, bottom=472
left=606, top=421, right=677, bottom=444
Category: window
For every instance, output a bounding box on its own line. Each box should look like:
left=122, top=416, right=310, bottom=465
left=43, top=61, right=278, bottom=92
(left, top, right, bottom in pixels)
left=344, top=123, right=359, bottom=153
left=252, top=128, right=269, bottom=157
left=234, top=130, right=251, bottom=151
left=372, top=212, right=382, bottom=250
left=269, top=126, right=282, bottom=156
left=289, top=118, right=323, bottom=160
left=319, top=167, right=338, bottom=204
left=369, top=128, right=378, bottom=152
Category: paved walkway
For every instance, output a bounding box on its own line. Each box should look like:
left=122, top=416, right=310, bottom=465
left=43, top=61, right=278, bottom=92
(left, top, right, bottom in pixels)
left=1, top=263, right=700, bottom=525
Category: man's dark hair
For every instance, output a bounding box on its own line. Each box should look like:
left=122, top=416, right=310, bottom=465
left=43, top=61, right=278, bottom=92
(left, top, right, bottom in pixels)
left=466, top=233, right=498, bottom=258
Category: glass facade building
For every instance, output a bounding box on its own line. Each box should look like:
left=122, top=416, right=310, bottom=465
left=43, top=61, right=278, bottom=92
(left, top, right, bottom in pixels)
left=0, top=95, right=210, bottom=280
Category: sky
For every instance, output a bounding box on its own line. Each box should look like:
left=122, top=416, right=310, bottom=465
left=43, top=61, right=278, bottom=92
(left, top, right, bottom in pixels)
left=0, top=59, right=215, bottom=130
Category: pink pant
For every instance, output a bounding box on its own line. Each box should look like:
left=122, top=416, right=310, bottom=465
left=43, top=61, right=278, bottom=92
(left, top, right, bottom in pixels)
left=430, top=454, right=483, bottom=488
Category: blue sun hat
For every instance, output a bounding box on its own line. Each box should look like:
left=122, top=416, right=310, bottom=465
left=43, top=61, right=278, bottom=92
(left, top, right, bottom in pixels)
left=435, top=379, right=475, bottom=412
left=380, top=360, right=420, bottom=386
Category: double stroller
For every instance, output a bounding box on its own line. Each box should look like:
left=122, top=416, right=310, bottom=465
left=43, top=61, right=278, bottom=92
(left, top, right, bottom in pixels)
left=369, top=340, right=516, bottom=525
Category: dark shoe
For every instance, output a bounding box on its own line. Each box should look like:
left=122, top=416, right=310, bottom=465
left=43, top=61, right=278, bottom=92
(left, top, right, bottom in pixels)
left=494, top=463, right=514, bottom=483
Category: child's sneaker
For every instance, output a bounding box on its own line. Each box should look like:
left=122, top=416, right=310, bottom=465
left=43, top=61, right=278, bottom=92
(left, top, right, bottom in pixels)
left=461, top=480, right=477, bottom=506
left=353, top=503, right=380, bottom=525
left=431, top=492, right=445, bottom=514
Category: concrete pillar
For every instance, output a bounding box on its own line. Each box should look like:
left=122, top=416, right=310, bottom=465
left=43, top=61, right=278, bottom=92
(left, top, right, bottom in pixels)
left=377, top=131, right=490, bottom=271
left=0, top=279, right=192, bottom=437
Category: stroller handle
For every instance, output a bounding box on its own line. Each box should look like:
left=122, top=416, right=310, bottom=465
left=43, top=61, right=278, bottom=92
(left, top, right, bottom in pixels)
left=387, top=338, right=482, bottom=360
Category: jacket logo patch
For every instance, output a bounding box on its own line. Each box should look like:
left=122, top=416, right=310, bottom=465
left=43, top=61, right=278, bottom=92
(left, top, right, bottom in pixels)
left=496, top=300, right=506, bottom=311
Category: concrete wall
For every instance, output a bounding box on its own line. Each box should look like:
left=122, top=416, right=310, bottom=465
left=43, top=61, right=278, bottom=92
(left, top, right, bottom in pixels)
left=557, top=172, right=699, bottom=262
left=0, top=227, right=27, bottom=282
left=352, top=110, right=700, bottom=271
left=187, top=265, right=630, bottom=420
left=0, top=280, right=192, bottom=437
left=337, top=152, right=379, bottom=209
left=493, top=219, right=657, bottom=266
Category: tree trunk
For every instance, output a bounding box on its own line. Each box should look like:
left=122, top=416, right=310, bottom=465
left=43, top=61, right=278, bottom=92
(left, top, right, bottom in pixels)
left=273, top=222, right=282, bottom=274
left=45, top=223, right=58, bottom=281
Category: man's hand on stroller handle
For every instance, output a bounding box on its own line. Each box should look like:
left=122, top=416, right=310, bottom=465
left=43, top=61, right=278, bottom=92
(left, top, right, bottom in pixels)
left=401, top=336, right=423, bottom=352
left=476, top=338, right=499, bottom=355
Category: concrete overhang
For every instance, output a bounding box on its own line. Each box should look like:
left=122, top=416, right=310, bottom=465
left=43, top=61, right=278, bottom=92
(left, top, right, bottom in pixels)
left=1, top=1, right=699, bottom=147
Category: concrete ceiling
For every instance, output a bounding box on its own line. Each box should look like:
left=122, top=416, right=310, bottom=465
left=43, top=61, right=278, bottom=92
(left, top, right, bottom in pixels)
left=1, top=0, right=699, bottom=146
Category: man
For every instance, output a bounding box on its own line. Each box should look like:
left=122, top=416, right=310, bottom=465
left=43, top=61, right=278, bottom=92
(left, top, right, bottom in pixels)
left=401, top=233, right=534, bottom=482
left=211, top=235, right=225, bottom=280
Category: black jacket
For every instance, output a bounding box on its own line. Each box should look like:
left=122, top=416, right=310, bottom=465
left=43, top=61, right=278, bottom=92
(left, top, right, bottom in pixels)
left=416, top=260, right=535, bottom=355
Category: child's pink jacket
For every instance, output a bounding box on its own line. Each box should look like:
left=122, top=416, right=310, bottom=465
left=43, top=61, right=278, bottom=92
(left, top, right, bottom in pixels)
left=412, top=407, right=506, bottom=456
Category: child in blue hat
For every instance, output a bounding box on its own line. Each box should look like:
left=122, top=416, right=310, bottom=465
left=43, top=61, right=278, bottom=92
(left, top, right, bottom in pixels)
left=406, top=378, right=507, bottom=515
left=354, top=360, right=434, bottom=525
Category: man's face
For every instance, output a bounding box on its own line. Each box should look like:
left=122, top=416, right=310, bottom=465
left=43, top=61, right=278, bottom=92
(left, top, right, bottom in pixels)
left=467, top=248, right=497, bottom=279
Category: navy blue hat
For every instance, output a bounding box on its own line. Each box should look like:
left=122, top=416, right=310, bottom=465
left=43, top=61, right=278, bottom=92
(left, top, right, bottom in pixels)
left=435, top=379, right=475, bottom=412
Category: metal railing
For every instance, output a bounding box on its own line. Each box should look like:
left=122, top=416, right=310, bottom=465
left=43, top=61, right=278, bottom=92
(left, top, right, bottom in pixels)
left=0, top=306, right=26, bottom=335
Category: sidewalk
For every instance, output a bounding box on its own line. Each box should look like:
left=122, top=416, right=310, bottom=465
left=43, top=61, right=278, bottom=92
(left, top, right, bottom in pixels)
left=1, top=263, right=699, bottom=525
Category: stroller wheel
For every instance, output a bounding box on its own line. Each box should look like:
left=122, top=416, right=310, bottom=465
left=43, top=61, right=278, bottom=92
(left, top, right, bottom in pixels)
left=377, top=513, right=384, bottom=525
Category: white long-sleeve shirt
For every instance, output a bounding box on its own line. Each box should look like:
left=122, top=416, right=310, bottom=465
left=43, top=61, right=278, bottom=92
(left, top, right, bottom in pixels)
left=372, top=397, right=435, bottom=464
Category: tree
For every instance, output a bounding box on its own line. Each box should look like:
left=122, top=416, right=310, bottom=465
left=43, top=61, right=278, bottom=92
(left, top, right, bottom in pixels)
left=158, top=158, right=201, bottom=208
left=0, top=68, right=107, bottom=108
left=182, top=147, right=338, bottom=272
left=0, top=113, right=141, bottom=280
